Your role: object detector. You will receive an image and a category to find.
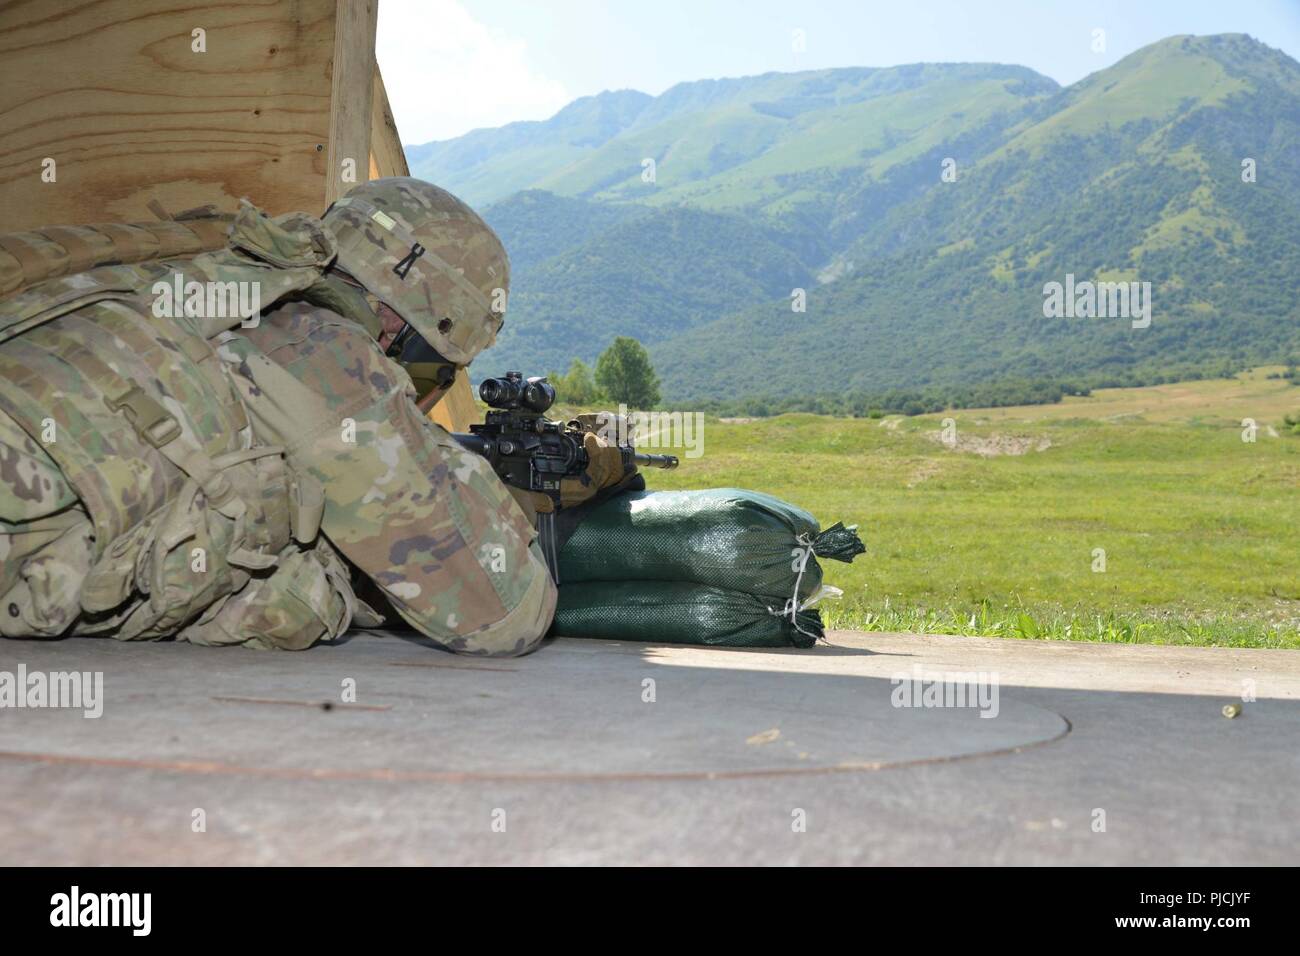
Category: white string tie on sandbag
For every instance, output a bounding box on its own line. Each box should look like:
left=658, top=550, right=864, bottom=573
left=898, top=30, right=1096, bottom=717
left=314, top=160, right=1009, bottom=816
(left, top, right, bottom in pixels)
left=767, top=532, right=843, bottom=641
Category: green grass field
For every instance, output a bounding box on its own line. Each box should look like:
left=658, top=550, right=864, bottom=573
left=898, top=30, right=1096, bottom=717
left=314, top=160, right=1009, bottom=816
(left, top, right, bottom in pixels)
left=575, top=369, right=1300, bottom=648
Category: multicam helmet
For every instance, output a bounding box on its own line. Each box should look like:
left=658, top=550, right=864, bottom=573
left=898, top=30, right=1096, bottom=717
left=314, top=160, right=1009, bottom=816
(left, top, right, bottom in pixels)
left=323, top=178, right=509, bottom=368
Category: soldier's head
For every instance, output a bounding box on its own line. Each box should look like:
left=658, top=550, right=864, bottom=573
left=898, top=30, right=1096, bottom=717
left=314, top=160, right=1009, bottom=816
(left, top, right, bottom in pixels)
left=323, top=177, right=509, bottom=407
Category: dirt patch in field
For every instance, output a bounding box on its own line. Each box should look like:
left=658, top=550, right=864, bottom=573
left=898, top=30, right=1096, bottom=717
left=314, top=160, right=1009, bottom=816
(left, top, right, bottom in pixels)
left=906, top=460, right=944, bottom=486
left=928, top=431, right=1053, bottom=457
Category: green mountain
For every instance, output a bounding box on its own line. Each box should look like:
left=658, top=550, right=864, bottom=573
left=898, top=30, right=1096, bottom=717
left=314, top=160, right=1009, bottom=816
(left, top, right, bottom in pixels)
left=415, top=35, right=1300, bottom=406
left=411, top=63, right=1055, bottom=211
left=484, top=194, right=815, bottom=379
left=405, top=89, right=653, bottom=208
left=481, top=190, right=650, bottom=272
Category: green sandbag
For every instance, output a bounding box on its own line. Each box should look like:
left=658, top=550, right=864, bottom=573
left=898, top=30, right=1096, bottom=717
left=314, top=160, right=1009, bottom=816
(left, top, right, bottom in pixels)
left=558, top=488, right=864, bottom=599
left=552, top=580, right=823, bottom=648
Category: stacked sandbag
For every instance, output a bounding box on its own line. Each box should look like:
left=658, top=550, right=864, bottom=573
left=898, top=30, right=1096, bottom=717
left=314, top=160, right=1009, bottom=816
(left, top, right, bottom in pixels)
left=552, top=488, right=864, bottom=648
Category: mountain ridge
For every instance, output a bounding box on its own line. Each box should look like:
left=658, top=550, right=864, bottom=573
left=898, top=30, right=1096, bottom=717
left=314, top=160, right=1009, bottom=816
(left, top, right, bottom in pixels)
left=428, top=34, right=1300, bottom=404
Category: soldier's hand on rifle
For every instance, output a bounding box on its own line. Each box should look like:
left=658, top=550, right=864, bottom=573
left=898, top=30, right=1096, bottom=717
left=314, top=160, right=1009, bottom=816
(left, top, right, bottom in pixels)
left=507, top=429, right=638, bottom=520
left=574, top=429, right=639, bottom=502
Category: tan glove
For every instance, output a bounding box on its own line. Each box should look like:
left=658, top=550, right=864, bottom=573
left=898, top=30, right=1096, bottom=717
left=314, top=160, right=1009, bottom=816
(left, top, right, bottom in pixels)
left=559, top=431, right=633, bottom=508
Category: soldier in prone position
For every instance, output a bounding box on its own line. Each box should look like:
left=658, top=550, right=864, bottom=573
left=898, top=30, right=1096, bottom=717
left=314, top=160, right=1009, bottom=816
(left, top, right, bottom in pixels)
left=0, top=178, right=627, bottom=654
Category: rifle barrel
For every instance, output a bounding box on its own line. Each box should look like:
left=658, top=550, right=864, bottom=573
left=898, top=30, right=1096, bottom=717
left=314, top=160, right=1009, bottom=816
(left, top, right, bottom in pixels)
left=454, top=431, right=678, bottom=470
left=634, top=451, right=679, bottom=469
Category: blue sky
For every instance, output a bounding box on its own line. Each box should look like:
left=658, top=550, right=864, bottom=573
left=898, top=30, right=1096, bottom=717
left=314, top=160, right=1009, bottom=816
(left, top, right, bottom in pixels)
left=378, top=0, right=1300, bottom=143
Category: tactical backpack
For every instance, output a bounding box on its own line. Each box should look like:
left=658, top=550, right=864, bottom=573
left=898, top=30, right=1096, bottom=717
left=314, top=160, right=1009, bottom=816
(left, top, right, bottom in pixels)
left=0, top=204, right=373, bottom=648
left=0, top=205, right=233, bottom=299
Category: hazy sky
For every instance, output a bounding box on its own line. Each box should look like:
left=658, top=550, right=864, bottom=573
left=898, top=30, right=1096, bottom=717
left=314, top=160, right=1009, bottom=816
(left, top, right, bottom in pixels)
left=377, top=0, right=1300, bottom=144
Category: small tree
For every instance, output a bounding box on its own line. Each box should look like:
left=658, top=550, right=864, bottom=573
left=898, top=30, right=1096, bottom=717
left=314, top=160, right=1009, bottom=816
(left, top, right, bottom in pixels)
left=594, top=336, right=660, bottom=408
left=557, top=358, right=598, bottom=405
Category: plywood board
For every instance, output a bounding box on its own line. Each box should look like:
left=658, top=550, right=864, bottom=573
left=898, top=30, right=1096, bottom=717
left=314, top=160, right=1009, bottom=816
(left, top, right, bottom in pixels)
left=428, top=369, right=481, bottom=433
left=0, top=0, right=479, bottom=430
left=325, top=0, right=376, bottom=203
left=369, top=67, right=409, bottom=179
left=0, top=0, right=337, bottom=229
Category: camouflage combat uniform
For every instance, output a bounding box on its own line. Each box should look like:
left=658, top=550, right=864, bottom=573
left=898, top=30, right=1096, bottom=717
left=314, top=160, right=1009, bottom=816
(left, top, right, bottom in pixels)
left=0, top=182, right=555, bottom=655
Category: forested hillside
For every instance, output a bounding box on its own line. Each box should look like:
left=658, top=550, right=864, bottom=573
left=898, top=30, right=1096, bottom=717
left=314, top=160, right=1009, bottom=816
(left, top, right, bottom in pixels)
left=414, top=34, right=1300, bottom=406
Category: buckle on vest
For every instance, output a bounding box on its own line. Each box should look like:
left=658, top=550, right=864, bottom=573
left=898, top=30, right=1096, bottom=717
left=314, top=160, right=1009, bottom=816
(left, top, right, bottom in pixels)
left=106, top=385, right=182, bottom=448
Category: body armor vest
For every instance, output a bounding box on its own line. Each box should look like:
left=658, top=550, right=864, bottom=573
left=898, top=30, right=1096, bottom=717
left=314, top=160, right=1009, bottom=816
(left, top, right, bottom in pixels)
left=0, top=204, right=365, bottom=647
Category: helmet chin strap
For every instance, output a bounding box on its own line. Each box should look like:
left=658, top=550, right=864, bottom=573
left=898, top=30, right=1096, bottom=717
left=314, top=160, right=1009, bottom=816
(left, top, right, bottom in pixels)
left=416, top=387, right=446, bottom=415
left=332, top=270, right=458, bottom=407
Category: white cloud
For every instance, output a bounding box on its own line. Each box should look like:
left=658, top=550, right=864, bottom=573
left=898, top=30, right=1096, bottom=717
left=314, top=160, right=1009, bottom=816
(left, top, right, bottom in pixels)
left=376, top=0, right=571, bottom=144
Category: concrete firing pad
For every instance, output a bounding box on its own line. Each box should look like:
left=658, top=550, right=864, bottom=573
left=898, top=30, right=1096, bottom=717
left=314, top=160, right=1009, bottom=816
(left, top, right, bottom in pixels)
left=1, top=630, right=1296, bottom=865
left=0, top=632, right=1065, bottom=779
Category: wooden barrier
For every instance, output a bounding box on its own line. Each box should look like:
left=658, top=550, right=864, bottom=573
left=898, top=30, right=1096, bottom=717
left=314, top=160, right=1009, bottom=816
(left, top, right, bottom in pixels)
left=0, top=0, right=338, bottom=226
left=0, top=0, right=478, bottom=429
